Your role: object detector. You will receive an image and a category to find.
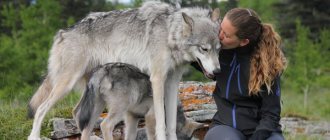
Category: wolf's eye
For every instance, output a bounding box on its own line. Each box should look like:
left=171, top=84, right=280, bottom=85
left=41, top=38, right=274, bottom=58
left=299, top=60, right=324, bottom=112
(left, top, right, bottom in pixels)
left=199, top=47, right=208, bottom=53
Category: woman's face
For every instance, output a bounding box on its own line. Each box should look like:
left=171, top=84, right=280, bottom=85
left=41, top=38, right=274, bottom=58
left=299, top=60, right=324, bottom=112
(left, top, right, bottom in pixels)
left=219, top=17, right=242, bottom=49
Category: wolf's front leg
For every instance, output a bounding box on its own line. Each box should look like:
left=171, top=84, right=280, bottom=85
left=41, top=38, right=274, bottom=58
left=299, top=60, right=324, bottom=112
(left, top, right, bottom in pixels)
left=165, top=70, right=184, bottom=140
left=150, top=73, right=167, bottom=140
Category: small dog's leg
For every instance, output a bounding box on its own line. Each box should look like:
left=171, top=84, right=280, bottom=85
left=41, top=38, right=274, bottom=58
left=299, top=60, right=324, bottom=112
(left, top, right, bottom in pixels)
left=124, top=112, right=139, bottom=140
left=81, top=125, right=95, bottom=140
left=101, top=110, right=123, bottom=140
left=81, top=101, right=105, bottom=140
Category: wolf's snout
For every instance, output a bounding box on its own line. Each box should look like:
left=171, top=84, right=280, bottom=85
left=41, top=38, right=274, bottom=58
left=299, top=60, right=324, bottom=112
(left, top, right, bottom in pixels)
left=213, top=68, right=221, bottom=75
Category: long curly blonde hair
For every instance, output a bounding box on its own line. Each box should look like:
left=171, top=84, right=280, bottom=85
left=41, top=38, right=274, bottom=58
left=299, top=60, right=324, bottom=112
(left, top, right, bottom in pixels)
left=226, top=8, right=287, bottom=95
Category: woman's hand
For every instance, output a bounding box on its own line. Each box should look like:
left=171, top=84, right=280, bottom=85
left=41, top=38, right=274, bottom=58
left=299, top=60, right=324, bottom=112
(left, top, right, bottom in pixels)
left=249, top=130, right=272, bottom=140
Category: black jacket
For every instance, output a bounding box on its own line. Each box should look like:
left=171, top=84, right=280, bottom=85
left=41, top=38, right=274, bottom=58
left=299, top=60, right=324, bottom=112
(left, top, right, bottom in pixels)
left=193, top=45, right=282, bottom=136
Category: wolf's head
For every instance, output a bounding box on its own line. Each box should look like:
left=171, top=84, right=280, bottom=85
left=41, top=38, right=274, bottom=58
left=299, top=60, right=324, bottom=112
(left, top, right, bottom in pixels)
left=180, top=8, right=221, bottom=78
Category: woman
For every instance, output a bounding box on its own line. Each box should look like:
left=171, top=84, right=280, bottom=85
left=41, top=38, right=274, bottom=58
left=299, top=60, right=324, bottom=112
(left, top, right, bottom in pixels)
left=201, top=8, right=287, bottom=140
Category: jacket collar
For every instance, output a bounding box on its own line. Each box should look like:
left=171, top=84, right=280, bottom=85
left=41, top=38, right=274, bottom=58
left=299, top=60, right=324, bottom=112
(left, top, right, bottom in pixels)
left=221, top=44, right=254, bottom=55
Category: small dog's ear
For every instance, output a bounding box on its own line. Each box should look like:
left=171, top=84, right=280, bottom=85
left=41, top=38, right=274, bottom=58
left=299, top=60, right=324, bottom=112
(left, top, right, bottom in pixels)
left=211, top=8, right=220, bottom=22
left=182, top=12, right=194, bottom=37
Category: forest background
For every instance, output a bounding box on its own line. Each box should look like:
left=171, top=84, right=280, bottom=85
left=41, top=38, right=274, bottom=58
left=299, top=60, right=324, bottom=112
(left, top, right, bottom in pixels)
left=0, top=0, right=329, bottom=139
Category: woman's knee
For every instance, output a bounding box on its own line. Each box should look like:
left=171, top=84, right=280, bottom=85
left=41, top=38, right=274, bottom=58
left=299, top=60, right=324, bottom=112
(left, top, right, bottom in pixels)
left=204, top=125, right=245, bottom=140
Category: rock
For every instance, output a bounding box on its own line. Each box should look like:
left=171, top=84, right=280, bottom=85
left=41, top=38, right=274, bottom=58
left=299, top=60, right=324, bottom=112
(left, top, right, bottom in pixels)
left=50, top=118, right=80, bottom=139
left=185, top=110, right=217, bottom=121
left=48, top=81, right=330, bottom=139
left=280, top=117, right=330, bottom=136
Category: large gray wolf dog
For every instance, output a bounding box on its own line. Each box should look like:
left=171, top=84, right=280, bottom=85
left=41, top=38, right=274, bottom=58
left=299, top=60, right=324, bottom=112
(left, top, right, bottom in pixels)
left=28, top=1, right=220, bottom=140
left=74, top=63, right=204, bottom=140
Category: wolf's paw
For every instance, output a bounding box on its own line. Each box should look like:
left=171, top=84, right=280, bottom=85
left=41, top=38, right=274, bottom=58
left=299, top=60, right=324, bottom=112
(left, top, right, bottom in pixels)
left=90, top=135, right=103, bottom=140
left=167, top=134, right=177, bottom=140
left=27, top=136, right=41, bottom=140
left=156, top=132, right=166, bottom=140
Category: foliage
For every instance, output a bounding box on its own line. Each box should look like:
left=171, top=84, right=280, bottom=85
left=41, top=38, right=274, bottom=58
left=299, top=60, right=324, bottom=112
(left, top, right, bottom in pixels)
left=182, top=66, right=211, bottom=82
left=283, top=20, right=330, bottom=110
left=316, top=29, right=330, bottom=87
left=239, top=0, right=278, bottom=23
left=58, top=0, right=108, bottom=21
left=0, top=0, right=63, bottom=101
left=0, top=0, right=132, bottom=101
left=274, top=0, right=330, bottom=39
left=284, top=21, right=320, bottom=91
left=285, top=21, right=330, bottom=92
left=133, top=0, right=144, bottom=7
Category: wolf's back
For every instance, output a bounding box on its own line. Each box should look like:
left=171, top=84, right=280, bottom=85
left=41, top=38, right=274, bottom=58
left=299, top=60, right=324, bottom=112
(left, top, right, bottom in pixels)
left=62, top=1, right=173, bottom=36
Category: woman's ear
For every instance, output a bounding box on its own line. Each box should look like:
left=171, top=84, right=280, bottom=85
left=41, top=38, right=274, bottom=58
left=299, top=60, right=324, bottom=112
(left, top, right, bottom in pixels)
left=239, top=39, right=250, bottom=47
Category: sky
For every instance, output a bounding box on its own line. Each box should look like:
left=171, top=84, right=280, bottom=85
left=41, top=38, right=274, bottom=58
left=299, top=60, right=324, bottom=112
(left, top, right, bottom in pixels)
left=108, top=0, right=132, bottom=4
left=120, top=0, right=131, bottom=4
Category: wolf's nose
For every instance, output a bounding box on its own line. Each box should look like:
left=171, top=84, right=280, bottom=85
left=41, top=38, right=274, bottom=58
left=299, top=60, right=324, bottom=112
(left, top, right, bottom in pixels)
left=213, top=68, right=221, bottom=75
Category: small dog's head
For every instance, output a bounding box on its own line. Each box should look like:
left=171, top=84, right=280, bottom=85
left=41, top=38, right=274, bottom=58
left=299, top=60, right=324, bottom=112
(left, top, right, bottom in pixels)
left=176, top=118, right=205, bottom=140
left=135, top=116, right=205, bottom=140
left=182, top=8, right=222, bottom=79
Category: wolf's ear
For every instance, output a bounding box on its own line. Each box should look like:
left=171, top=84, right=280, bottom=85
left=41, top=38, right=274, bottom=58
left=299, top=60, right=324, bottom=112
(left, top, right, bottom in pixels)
left=211, top=8, right=220, bottom=22
left=182, top=12, right=194, bottom=37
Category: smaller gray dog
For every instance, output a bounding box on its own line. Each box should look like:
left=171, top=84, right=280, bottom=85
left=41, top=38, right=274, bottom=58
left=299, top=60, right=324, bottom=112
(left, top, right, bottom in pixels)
left=74, top=63, right=203, bottom=140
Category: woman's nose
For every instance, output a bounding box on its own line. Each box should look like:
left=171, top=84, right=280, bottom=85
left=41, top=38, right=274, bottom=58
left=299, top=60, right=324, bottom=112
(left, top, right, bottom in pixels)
left=219, top=31, right=224, bottom=40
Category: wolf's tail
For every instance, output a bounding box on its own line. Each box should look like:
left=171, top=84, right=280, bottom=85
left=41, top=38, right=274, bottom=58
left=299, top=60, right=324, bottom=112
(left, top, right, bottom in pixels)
left=75, top=84, right=96, bottom=130
left=27, top=76, right=53, bottom=118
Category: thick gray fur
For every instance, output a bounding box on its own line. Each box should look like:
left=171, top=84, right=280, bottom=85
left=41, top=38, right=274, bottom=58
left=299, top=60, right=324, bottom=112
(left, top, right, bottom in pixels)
left=74, top=63, right=203, bottom=140
left=28, top=1, right=220, bottom=140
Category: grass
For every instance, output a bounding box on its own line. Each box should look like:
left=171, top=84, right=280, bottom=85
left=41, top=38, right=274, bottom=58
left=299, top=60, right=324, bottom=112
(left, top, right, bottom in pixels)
left=0, top=92, right=80, bottom=139
left=0, top=88, right=328, bottom=139
left=283, top=133, right=326, bottom=140
left=281, top=88, right=330, bottom=120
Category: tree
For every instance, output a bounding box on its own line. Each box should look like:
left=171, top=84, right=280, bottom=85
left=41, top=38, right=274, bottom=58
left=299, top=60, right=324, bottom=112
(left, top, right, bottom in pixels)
left=58, top=0, right=109, bottom=21
left=0, top=0, right=144, bottom=101
left=315, top=29, right=330, bottom=88
left=239, top=0, right=278, bottom=23
left=285, top=20, right=323, bottom=110
left=0, top=0, right=29, bottom=35
left=274, top=0, right=330, bottom=40
left=0, top=0, right=63, bottom=100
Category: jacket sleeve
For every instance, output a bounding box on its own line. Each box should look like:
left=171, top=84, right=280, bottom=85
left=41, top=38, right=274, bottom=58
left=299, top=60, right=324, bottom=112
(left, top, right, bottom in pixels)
left=254, top=76, right=282, bottom=134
